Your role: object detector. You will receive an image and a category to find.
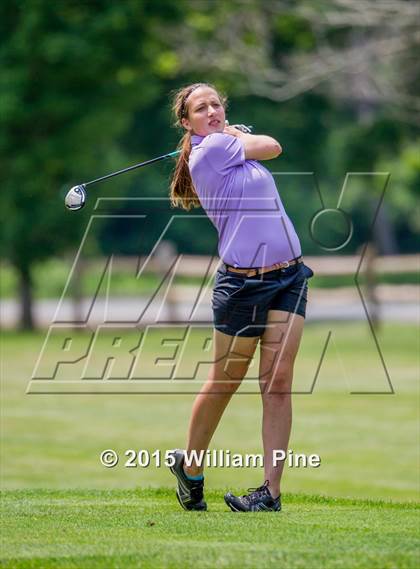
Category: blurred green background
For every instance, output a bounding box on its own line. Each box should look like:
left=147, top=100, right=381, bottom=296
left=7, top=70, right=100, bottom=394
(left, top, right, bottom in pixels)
left=0, top=0, right=419, bottom=506
left=1, top=0, right=419, bottom=328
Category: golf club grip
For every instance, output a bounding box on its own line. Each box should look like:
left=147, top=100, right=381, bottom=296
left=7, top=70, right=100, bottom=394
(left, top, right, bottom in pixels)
left=84, top=150, right=181, bottom=187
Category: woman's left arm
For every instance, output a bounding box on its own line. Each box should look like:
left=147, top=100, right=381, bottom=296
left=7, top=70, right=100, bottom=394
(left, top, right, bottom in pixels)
left=223, top=125, right=282, bottom=161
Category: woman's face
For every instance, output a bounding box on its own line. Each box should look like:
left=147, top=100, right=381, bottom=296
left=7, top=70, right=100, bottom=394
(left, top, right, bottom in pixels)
left=181, top=86, right=225, bottom=137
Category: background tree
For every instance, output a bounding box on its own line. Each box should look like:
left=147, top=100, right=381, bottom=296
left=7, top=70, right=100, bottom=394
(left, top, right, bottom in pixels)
left=0, top=0, right=183, bottom=328
left=1, top=0, right=418, bottom=329
left=164, top=0, right=420, bottom=254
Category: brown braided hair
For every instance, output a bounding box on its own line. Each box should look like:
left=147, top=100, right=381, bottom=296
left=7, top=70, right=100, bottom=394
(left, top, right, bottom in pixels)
left=170, top=83, right=227, bottom=210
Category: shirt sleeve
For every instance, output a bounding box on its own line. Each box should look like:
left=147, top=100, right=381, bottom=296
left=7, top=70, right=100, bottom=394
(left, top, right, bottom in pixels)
left=201, top=133, right=245, bottom=175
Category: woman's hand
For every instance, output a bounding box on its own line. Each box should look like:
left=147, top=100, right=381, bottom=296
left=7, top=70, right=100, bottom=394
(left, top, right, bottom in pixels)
left=223, top=122, right=282, bottom=161
left=223, top=124, right=245, bottom=137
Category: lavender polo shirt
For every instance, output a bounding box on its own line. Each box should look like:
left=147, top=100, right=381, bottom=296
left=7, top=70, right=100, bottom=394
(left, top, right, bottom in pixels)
left=189, top=132, right=302, bottom=268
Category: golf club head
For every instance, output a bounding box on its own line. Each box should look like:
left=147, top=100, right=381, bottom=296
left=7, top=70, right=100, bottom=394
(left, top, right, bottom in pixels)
left=65, top=185, right=87, bottom=211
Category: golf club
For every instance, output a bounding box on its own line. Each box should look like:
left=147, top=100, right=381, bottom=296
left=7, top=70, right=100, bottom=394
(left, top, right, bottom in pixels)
left=64, top=124, right=253, bottom=211
left=64, top=150, right=181, bottom=211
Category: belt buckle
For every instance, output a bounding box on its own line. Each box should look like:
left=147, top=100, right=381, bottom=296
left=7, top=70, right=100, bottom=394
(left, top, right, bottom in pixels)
left=283, top=261, right=290, bottom=268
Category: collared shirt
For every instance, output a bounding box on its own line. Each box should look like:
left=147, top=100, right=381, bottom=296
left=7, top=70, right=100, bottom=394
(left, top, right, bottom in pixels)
left=189, top=132, right=302, bottom=268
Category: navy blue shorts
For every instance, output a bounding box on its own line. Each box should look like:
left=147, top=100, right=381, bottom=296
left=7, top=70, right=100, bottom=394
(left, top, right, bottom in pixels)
left=212, top=260, right=315, bottom=337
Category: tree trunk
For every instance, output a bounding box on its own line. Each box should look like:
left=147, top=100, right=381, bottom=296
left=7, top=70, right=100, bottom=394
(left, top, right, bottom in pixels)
left=17, top=264, right=35, bottom=330
left=371, top=199, right=398, bottom=255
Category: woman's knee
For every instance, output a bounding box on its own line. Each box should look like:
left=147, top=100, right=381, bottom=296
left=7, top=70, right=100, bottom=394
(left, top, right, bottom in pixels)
left=260, top=360, right=294, bottom=396
left=204, top=377, right=243, bottom=396
left=205, top=334, right=256, bottom=395
left=261, top=390, right=292, bottom=404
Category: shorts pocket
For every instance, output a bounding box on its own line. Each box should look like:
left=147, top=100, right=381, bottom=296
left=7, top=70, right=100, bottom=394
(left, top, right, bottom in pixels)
left=225, top=275, right=248, bottom=298
left=213, top=272, right=247, bottom=300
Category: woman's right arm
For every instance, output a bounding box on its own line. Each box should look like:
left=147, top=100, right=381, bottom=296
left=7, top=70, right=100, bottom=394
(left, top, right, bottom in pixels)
left=223, top=125, right=282, bottom=161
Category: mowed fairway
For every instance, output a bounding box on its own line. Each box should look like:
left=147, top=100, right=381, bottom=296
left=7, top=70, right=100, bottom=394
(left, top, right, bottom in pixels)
left=1, top=489, right=418, bottom=569
left=1, top=323, right=419, bottom=567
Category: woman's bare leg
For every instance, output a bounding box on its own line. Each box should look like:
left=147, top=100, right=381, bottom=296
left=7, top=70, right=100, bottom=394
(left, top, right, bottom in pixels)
left=184, top=329, right=259, bottom=476
left=258, top=310, right=305, bottom=498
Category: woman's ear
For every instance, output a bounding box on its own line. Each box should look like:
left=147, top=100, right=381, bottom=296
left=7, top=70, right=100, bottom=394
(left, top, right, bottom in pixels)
left=181, top=117, right=191, bottom=131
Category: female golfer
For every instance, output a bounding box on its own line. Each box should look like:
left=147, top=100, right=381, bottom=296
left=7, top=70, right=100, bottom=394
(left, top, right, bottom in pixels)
left=169, top=83, right=314, bottom=512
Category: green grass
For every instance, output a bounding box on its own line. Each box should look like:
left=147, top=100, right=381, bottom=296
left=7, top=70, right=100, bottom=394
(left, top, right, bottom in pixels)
left=1, top=324, right=419, bottom=568
left=1, top=489, right=419, bottom=568
left=1, top=323, right=419, bottom=499
left=1, top=258, right=418, bottom=299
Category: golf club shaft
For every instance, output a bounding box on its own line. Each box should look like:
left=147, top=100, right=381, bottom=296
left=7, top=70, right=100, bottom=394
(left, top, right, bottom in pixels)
left=82, top=125, right=253, bottom=188
left=83, top=150, right=181, bottom=188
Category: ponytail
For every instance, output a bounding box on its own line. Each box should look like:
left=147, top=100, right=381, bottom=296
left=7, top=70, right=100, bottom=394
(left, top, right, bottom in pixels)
left=170, top=131, right=200, bottom=211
